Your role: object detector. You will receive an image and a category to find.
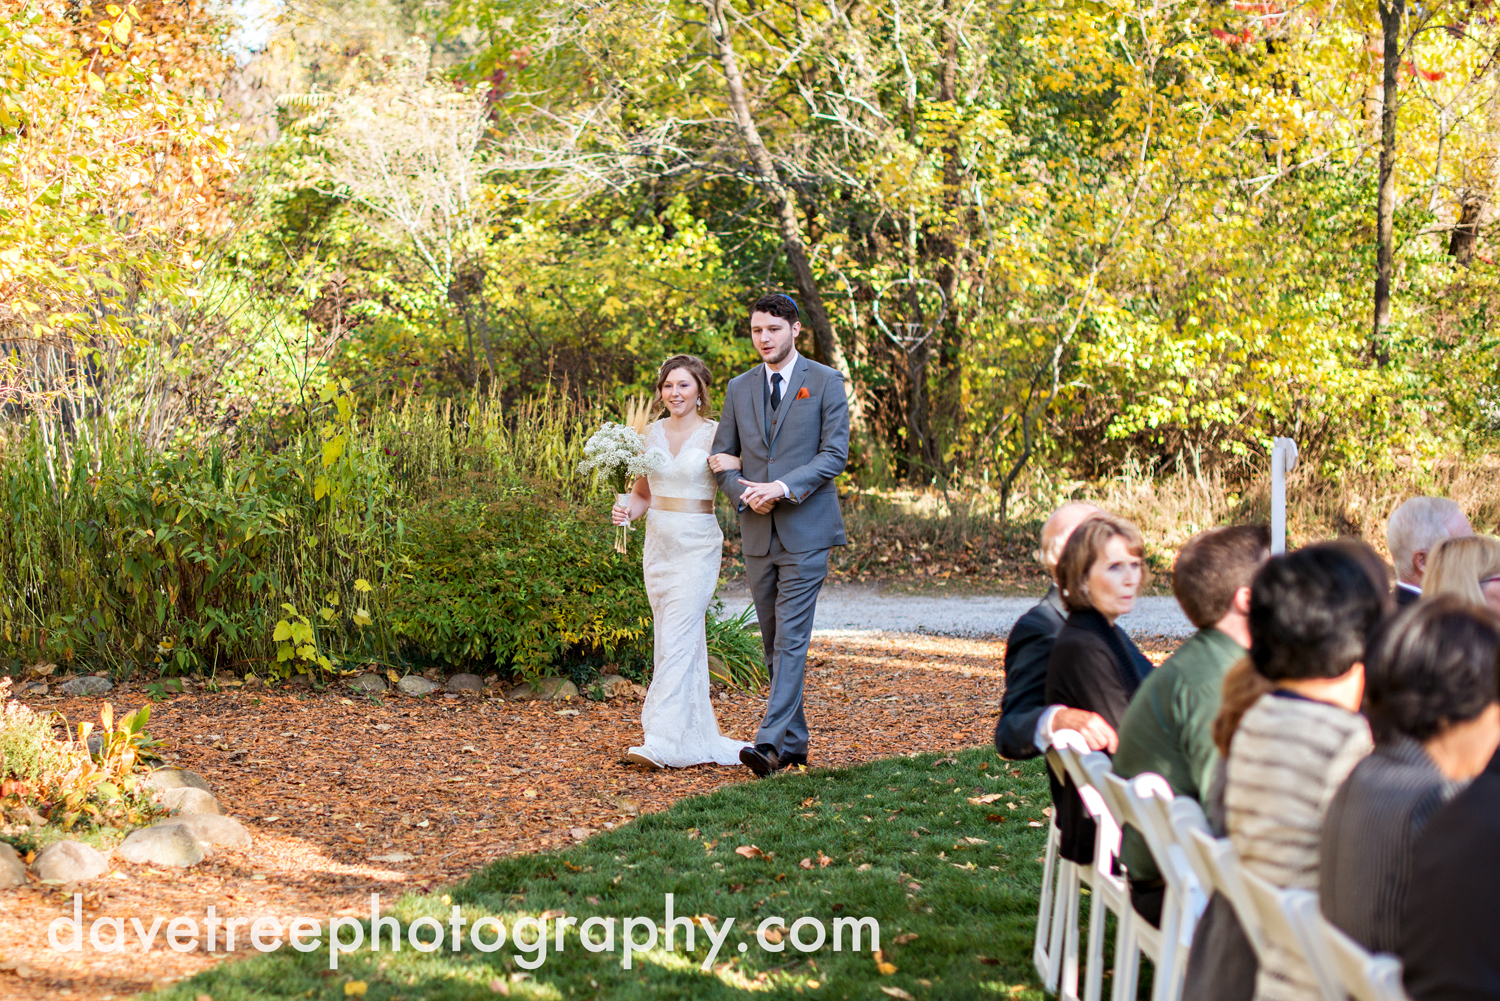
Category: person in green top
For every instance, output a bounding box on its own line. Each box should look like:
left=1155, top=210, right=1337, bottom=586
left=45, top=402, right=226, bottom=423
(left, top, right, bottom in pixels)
left=1112, top=523, right=1271, bottom=927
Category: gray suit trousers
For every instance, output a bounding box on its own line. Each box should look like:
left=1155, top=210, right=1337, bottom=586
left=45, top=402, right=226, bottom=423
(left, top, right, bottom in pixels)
left=744, top=529, right=829, bottom=756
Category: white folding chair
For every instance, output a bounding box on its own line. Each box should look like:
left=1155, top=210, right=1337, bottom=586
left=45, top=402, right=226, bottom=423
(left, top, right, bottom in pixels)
left=1053, top=733, right=1132, bottom=1001
left=1041, top=732, right=1090, bottom=997
left=1311, top=913, right=1412, bottom=1001
left=1101, top=772, right=1207, bottom=1001
left=1185, top=825, right=1267, bottom=957
left=1236, top=867, right=1343, bottom=1001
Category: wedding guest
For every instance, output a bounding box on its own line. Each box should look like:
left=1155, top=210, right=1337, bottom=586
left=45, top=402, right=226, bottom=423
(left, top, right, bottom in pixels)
left=1182, top=538, right=1391, bottom=1001
left=1387, top=496, right=1472, bottom=607
left=1044, top=514, right=1153, bottom=863
left=995, top=501, right=1116, bottom=760
left=1420, top=534, right=1500, bottom=616
left=1321, top=597, right=1500, bottom=954
left=1400, top=723, right=1500, bottom=998
left=1224, top=544, right=1382, bottom=1001
left=1113, top=524, right=1270, bottom=926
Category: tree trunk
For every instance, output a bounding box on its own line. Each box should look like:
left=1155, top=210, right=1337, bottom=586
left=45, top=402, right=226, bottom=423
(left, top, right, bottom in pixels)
left=1372, top=0, right=1402, bottom=364
left=704, top=0, right=854, bottom=385
left=932, top=17, right=963, bottom=469
left=1449, top=195, right=1482, bottom=265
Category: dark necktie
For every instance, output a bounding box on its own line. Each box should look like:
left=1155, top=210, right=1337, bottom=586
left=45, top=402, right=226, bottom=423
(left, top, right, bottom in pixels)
left=770, top=372, right=783, bottom=410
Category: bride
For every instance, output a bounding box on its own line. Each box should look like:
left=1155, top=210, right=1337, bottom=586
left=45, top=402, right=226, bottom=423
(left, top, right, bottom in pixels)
left=611, top=355, right=750, bottom=768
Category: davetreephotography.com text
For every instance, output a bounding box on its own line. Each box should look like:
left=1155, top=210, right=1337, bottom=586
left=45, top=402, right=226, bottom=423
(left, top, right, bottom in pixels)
left=48, top=892, right=882, bottom=970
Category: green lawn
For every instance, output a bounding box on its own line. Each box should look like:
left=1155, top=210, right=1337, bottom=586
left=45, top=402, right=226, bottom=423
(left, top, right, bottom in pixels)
left=152, top=748, right=1054, bottom=1001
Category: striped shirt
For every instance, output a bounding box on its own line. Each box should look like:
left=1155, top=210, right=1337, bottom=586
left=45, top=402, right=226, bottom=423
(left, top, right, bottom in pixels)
left=1225, top=691, right=1373, bottom=1001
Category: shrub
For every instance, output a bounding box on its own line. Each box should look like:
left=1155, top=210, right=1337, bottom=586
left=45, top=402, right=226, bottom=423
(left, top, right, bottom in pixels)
left=386, top=480, right=654, bottom=679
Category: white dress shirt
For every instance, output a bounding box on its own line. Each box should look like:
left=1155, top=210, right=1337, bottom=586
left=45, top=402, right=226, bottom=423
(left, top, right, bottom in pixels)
left=762, top=349, right=799, bottom=499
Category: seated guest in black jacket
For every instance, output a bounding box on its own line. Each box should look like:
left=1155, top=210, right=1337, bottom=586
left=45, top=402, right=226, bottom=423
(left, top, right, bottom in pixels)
left=1322, top=597, right=1500, bottom=956
left=1401, top=742, right=1500, bottom=997
left=995, top=502, right=1119, bottom=760
left=1045, top=513, right=1154, bottom=863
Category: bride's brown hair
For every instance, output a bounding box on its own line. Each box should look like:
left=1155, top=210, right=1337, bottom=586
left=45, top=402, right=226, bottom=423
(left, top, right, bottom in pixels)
left=654, top=355, right=715, bottom=417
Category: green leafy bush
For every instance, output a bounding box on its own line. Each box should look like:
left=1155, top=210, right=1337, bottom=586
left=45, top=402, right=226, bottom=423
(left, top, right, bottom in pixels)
left=386, top=481, right=653, bottom=679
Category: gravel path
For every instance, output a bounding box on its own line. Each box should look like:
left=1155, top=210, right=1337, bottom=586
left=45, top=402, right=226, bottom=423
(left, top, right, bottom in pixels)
left=717, top=584, right=1194, bottom=639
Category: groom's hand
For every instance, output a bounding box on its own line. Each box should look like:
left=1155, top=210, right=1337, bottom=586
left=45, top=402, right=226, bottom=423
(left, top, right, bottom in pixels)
left=739, top=480, right=781, bottom=513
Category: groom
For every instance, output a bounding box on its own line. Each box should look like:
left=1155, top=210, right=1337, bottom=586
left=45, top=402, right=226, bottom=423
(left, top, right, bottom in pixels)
left=709, top=293, right=851, bottom=777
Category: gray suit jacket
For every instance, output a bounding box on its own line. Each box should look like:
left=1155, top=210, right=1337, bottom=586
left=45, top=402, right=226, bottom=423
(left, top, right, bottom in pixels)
left=711, top=355, right=850, bottom=556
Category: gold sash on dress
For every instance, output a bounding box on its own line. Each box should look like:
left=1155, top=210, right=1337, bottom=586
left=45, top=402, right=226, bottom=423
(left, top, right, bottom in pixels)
left=650, top=496, right=715, bottom=514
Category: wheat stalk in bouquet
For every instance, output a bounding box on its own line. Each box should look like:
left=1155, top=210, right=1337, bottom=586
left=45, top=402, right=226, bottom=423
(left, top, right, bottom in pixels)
left=576, top=395, right=665, bottom=553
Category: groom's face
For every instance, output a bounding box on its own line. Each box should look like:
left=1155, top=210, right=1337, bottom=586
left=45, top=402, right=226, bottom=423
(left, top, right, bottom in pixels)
left=750, top=311, right=799, bottom=367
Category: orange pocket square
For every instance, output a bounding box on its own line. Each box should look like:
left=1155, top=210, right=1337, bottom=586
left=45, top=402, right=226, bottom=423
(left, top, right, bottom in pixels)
left=794, top=387, right=811, bottom=400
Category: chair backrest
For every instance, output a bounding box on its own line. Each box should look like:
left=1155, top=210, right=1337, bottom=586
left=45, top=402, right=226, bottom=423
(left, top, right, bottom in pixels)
left=1237, top=867, right=1343, bottom=1001
left=1048, top=729, right=1122, bottom=864
left=1105, top=772, right=1206, bottom=912
left=1315, top=914, right=1411, bottom=1001
left=1166, top=797, right=1217, bottom=891
left=1187, top=827, right=1268, bottom=956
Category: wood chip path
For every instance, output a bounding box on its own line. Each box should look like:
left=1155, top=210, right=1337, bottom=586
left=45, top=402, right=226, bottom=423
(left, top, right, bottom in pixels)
left=0, top=633, right=1179, bottom=1000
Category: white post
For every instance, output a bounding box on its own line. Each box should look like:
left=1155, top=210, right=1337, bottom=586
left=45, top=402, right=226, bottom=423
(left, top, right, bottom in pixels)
left=1270, top=437, right=1298, bottom=555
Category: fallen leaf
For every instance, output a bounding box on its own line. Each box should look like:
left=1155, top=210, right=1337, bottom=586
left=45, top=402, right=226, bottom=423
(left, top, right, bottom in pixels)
left=879, top=989, right=913, bottom=1000
left=977, top=956, right=1001, bottom=965
left=817, top=852, right=834, bottom=867
left=762, top=926, right=783, bottom=944
left=893, top=933, right=919, bottom=945
left=857, top=863, right=872, bottom=871
left=963, top=836, right=988, bottom=845
left=968, top=793, right=1004, bottom=805
left=799, top=857, right=813, bottom=869
left=489, top=979, right=510, bottom=996
left=540, top=909, right=566, bottom=920
left=735, top=844, right=767, bottom=859
left=586, top=896, right=601, bottom=905
left=344, top=835, right=366, bottom=844
left=933, top=756, right=957, bottom=765
left=874, top=950, right=898, bottom=975
left=339, top=698, right=354, bottom=706
left=987, top=814, right=1006, bottom=822
left=523, top=789, right=538, bottom=799
left=1029, top=821, right=1044, bottom=827
left=344, top=982, right=367, bottom=997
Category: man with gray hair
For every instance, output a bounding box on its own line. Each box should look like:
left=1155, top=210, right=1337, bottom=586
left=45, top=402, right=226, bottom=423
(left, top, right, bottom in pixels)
left=1387, top=497, right=1472, bottom=607
left=994, top=501, right=1119, bottom=759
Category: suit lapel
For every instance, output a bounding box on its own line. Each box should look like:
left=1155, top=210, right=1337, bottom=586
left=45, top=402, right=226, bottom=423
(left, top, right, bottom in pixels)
left=749, top=364, right=768, bottom=446
left=769, top=356, right=809, bottom=448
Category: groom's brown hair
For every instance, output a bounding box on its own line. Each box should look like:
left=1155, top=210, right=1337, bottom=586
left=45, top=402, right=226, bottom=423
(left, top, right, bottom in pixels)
left=751, top=292, right=800, bottom=326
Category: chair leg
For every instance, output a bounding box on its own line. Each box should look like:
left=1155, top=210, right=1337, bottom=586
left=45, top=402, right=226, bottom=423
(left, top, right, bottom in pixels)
left=1110, top=906, right=1138, bottom=1001
left=1084, top=884, right=1110, bottom=1001
left=1035, top=824, right=1061, bottom=987
left=1059, top=866, right=1082, bottom=1001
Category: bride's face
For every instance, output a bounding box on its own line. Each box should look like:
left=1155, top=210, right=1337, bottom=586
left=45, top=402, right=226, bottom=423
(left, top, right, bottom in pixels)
left=659, top=368, right=701, bottom=419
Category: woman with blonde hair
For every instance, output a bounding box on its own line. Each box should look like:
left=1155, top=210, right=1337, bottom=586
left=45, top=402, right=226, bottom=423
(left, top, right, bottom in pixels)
left=1423, top=535, right=1500, bottom=615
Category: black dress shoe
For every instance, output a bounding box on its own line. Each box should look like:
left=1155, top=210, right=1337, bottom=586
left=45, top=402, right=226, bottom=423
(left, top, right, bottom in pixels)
left=740, top=743, right=780, bottom=777
left=779, top=752, right=809, bottom=771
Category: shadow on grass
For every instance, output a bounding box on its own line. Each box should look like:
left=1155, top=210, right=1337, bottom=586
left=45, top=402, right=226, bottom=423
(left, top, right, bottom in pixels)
left=151, top=748, right=1054, bottom=1000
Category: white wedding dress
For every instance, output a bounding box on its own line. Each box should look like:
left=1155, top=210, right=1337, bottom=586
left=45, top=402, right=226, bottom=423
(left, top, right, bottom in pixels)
left=628, top=419, right=749, bottom=768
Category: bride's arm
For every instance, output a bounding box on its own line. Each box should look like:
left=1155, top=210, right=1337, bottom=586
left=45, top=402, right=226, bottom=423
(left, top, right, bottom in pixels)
left=611, top=476, right=652, bottom=525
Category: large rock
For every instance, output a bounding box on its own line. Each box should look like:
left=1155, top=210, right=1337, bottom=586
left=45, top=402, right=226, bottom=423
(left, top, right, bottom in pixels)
left=348, top=673, right=387, bottom=694
left=117, top=824, right=206, bottom=867
left=59, top=676, right=112, bottom=697
left=445, top=673, right=484, bottom=694
left=33, top=841, right=107, bottom=883
left=0, top=842, right=26, bottom=887
left=156, top=787, right=220, bottom=816
left=397, top=675, right=440, bottom=696
left=168, top=813, right=251, bottom=850
left=146, top=768, right=211, bottom=794
left=594, top=674, right=633, bottom=698
left=504, top=678, right=579, bottom=702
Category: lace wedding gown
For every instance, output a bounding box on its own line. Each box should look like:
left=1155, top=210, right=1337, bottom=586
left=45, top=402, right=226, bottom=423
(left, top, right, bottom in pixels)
left=628, top=419, right=749, bottom=768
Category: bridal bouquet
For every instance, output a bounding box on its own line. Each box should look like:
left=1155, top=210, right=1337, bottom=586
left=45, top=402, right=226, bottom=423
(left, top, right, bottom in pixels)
left=577, top=398, right=664, bottom=553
